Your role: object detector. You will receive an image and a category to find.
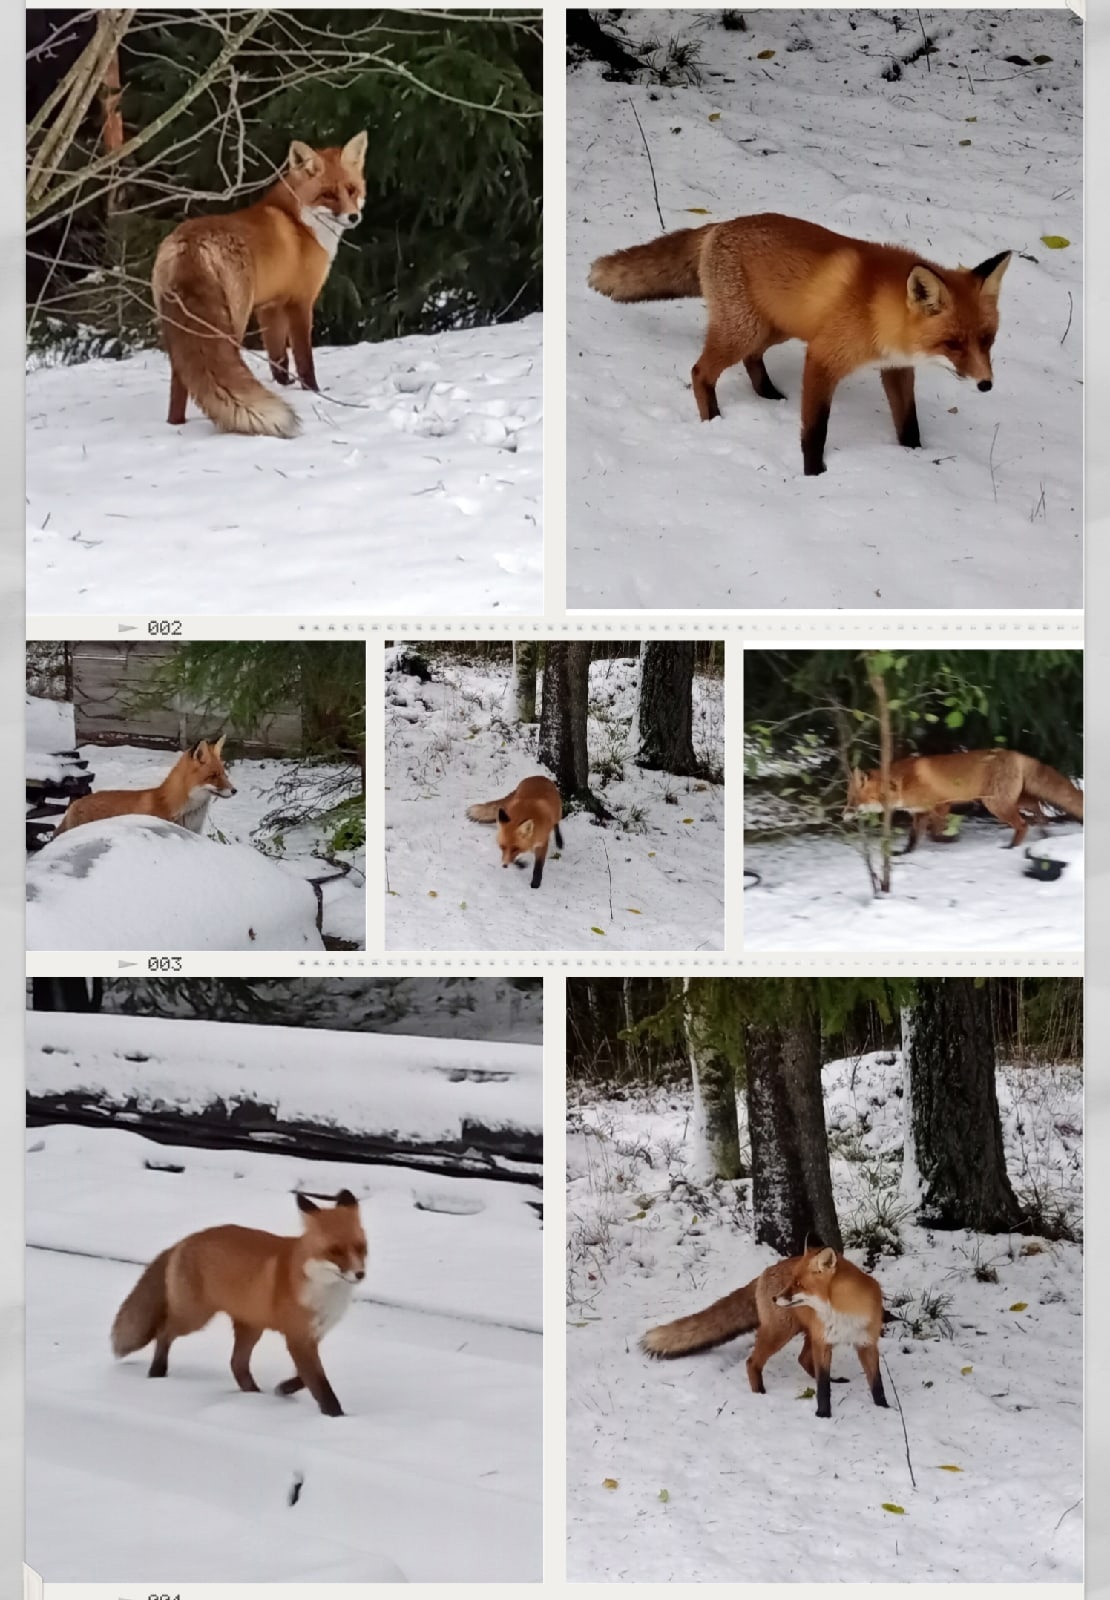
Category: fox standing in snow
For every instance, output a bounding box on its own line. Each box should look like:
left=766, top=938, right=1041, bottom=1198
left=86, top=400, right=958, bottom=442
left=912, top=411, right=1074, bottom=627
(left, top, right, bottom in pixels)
left=54, top=735, right=236, bottom=837
left=843, top=749, right=1083, bottom=851
left=152, top=132, right=368, bottom=438
left=641, top=1246, right=888, bottom=1420
left=112, top=1190, right=367, bottom=1418
left=589, top=213, right=1011, bottom=475
left=466, top=775, right=563, bottom=889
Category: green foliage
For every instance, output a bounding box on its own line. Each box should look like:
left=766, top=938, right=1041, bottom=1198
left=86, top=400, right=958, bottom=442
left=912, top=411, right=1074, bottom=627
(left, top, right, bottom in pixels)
left=745, top=648, right=1083, bottom=774
left=132, top=641, right=365, bottom=767
left=621, top=978, right=917, bottom=1070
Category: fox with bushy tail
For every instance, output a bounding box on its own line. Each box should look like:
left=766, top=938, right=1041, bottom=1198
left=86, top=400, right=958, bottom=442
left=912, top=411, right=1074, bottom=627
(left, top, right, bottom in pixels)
left=153, top=133, right=367, bottom=437
left=641, top=1246, right=888, bottom=1419
left=112, top=1191, right=367, bottom=1417
left=589, top=212, right=1011, bottom=475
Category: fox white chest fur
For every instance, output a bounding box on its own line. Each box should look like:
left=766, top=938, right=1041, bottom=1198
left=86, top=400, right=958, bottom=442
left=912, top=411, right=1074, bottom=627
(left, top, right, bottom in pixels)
left=177, top=790, right=212, bottom=833
left=299, top=1259, right=355, bottom=1338
left=801, top=1299, right=873, bottom=1348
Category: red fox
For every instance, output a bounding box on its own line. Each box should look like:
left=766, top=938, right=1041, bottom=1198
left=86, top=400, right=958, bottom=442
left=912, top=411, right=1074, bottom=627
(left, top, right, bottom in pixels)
left=843, top=750, right=1083, bottom=850
left=466, top=775, right=564, bottom=889
left=589, top=213, right=1011, bottom=474
left=112, top=1190, right=367, bottom=1418
left=152, top=132, right=368, bottom=437
left=54, top=736, right=236, bottom=837
left=641, top=1246, right=888, bottom=1420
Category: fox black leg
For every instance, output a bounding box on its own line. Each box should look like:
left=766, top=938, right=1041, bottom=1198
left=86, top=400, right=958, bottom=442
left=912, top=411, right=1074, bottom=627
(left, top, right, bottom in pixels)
left=530, top=848, right=547, bottom=889
left=554, top=824, right=565, bottom=850
left=814, top=1346, right=833, bottom=1418
left=881, top=367, right=921, bottom=449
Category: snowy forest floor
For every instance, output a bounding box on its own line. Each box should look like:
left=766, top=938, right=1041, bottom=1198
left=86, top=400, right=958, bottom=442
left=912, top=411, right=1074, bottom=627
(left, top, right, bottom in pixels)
left=27, top=1050, right=542, bottom=1580
left=31, top=737, right=366, bottom=948
left=743, top=817, right=1083, bottom=952
left=26, top=315, right=542, bottom=616
left=566, top=1051, right=1082, bottom=1582
left=566, top=10, right=1082, bottom=609
left=385, top=652, right=725, bottom=951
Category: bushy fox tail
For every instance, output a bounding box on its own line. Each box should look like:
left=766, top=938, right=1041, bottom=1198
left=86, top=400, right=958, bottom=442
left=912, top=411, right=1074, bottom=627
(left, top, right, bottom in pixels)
left=1020, top=759, right=1084, bottom=822
left=640, top=1277, right=759, bottom=1358
left=111, top=1248, right=172, bottom=1358
left=153, top=243, right=298, bottom=438
left=466, top=796, right=512, bottom=824
left=588, top=225, right=712, bottom=302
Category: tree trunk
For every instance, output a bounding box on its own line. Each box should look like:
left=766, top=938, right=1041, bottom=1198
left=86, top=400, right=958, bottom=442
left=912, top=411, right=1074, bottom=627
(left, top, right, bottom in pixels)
left=746, top=998, right=842, bottom=1255
left=513, top=640, right=538, bottom=723
left=685, top=979, right=743, bottom=1180
left=538, top=641, right=591, bottom=799
left=566, top=11, right=647, bottom=79
left=865, top=652, right=894, bottom=894
left=634, top=641, right=701, bottom=776
left=905, top=979, right=1024, bottom=1231
left=30, top=977, right=102, bottom=1012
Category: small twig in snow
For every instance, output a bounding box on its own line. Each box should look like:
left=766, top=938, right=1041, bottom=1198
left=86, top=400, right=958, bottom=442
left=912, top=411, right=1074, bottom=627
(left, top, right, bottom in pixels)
left=988, top=423, right=1000, bottom=503
left=602, top=836, right=614, bottom=922
left=1060, top=290, right=1073, bottom=346
left=1054, top=1497, right=1082, bottom=1532
left=917, top=10, right=931, bottom=72
left=882, top=1352, right=917, bottom=1490
left=626, top=99, right=665, bottom=232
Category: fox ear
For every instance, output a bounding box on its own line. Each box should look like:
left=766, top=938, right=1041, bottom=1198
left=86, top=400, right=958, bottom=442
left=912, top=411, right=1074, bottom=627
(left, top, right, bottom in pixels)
left=287, top=140, right=321, bottom=175
left=497, top=807, right=511, bottom=824
left=342, top=130, right=368, bottom=170
left=296, top=1193, right=320, bottom=1215
left=189, top=740, right=206, bottom=759
left=972, top=250, right=1011, bottom=301
left=815, top=1247, right=838, bottom=1272
left=518, top=817, right=535, bottom=840
left=907, top=264, right=950, bottom=315
left=212, top=734, right=226, bottom=756
left=334, top=1189, right=359, bottom=1209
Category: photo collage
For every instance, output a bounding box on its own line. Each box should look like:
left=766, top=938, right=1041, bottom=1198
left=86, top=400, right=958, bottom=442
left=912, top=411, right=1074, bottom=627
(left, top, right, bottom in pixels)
left=22, top=4, right=1083, bottom=1592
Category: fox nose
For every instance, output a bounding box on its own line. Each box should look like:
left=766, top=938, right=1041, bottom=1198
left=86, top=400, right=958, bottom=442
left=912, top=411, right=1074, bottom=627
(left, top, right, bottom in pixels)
left=346, top=212, right=359, bottom=225
left=354, top=1269, right=365, bottom=1281
left=977, top=379, right=992, bottom=392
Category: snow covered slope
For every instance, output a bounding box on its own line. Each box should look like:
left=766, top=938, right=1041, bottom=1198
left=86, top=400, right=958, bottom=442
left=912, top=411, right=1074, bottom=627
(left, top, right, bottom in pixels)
left=566, top=1052, right=1082, bottom=1582
left=27, top=1125, right=541, bottom=1580
left=385, top=651, right=725, bottom=951
left=26, top=814, right=323, bottom=952
left=26, top=1010, right=543, bottom=1152
left=27, top=315, right=542, bottom=616
left=41, top=740, right=367, bottom=948
left=567, top=10, right=1081, bottom=609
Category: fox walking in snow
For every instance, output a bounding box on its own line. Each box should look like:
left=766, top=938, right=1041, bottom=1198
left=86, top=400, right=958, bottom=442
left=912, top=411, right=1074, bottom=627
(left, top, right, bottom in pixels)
left=466, top=775, right=564, bottom=889
left=54, top=736, right=236, bottom=837
left=112, top=1191, right=367, bottom=1417
left=589, top=212, right=1011, bottom=475
left=641, top=1246, right=888, bottom=1420
left=152, top=133, right=368, bottom=437
left=843, top=749, right=1083, bottom=851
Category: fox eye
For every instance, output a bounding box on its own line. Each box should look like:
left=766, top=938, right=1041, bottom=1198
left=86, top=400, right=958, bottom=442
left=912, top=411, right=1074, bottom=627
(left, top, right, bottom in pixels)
left=980, top=333, right=995, bottom=350
left=942, top=338, right=964, bottom=353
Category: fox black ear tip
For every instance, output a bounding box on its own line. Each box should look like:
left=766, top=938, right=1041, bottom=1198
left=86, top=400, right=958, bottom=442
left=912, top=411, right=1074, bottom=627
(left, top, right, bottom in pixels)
left=335, top=1188, right=359, bottom=1207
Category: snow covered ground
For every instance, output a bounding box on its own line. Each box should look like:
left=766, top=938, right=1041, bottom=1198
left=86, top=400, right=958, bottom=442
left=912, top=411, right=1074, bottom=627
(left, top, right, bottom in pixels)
left=566, top=1051, right=1082, bottom=1583
left=385, top=651, right=725, bottom=951
left=567, top=10, right=1082, bottom=609
left=27, top=1019, right=542, bottom=1580
left=27, top=315, right=542, bottom=616
left=744, top=817, right=1083, bottom=952
left=28, top=735, right=365, bottom=948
